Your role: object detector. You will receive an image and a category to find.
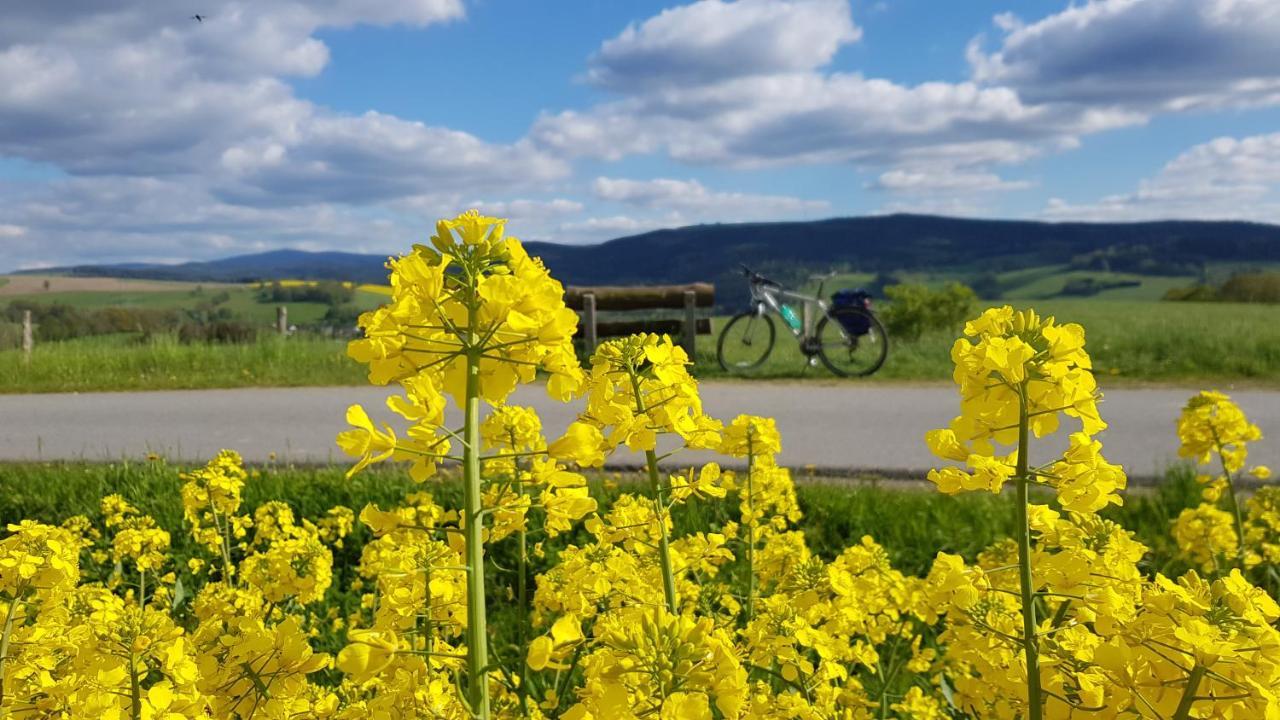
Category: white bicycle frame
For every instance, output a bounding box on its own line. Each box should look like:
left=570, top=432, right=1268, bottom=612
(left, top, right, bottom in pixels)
left=750, top=281, right=831, bottom=340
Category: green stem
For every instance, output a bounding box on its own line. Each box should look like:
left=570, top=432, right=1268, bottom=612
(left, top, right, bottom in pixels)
left=0, top=596, right=20, bottom=706
left=512, top=430, right=530, bottom=718
left=129, top=653, right=142, bottom=720
left=745, top=434, right=757, bottom=623
left=1049, top=599, right=1073, bottom=629
left=423, top=562, right=435, bottom=655
left=1216, top=444, right=1247, bottom=563
left=627, top=364, right=678, bottom=614
left=463, top=340, right=491, bottom=718
left=1172, top=665, right=1206, bottom=720
left=1015, top=383, right=1043, bottom=720
left=644, top=449, right=679, bottom=614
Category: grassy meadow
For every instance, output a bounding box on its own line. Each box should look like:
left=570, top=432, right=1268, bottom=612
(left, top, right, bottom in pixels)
left=0, top=275, right=388, bottom=326
left=694, top=297, right=1280, bottom=383
left=3, top=297, right=1280, bottom=392
left=3, top=266, right=1280, bottom=392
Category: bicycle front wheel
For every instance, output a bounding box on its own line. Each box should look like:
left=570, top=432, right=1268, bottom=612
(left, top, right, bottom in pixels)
left=717, top=312, right=776, bottom=373
left=816, top=308, right=888, bottom=377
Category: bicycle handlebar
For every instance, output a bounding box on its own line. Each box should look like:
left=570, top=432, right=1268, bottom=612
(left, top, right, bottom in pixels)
left=739, top=263, right=771, bottom=286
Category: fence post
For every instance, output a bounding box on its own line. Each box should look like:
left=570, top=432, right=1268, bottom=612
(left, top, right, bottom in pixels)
left=682, top=289, right=697, bottom=357
left=583, top=292, right=598, bottom=355
left=21, top=310, right=32, bottom=364
left=277, top=305, right=288, bottom=336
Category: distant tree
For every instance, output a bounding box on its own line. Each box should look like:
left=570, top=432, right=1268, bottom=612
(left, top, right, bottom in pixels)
left=970, top=272, right=1002, bottom=300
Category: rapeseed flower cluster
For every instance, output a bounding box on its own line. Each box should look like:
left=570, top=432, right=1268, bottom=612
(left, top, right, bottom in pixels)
left=1173, top=390, right=1272, bottom=572
left=1, top=215, right=1276, bottom=720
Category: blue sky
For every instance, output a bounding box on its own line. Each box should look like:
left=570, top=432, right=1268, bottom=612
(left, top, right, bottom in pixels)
left=2, top=0, right=1280, bottom=270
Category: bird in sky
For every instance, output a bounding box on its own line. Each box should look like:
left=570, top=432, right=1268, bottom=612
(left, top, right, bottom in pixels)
left=190, top=14, right=207, bottom=22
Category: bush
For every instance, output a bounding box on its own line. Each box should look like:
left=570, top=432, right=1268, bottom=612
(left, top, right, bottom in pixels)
left=1163, top=271, right=1280, bottom=303
left=321, top=302, right=363, bottom=328
left=1, top=301, right=181, bottom=341
left=1060, top=277, right=1141, bottom=297
left=880, top=281, right=976, bottom=340
left=1219, top=271, right=1280, bottom=303
left=178, top=320, right=257, bottom=344
left=257, top=280, right=355, bottom=305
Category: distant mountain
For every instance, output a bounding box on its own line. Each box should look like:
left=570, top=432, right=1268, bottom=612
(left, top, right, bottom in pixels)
left=21, top=249, right=393, bottom=284
left=23, top=214, right=1280, bottom=306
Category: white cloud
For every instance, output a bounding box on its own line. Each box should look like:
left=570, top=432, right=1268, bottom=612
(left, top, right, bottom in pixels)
left=6, top=0, right=1280, bottom=269
left=467, top=198, right=585, bottom=219
left=0, top=0, right=560, bottom=198
left=0, top=175, right=423, bottom=270
left=1042, top=132, right=1280, bottom=222
left=588, top=0, right=859, bottom=90
left=556, top=214, right=677, bottom=244
left=871, top=169, right=1032, bottom=193
left=969, top=0, right=1280, bottom=111
left=531, top=0, right=1142, bottom=188
left=0, top=0, right=582, bottom=269
left=593, top=177, right=828, bottom=218
left=537, top=60, right=1099, bottom=171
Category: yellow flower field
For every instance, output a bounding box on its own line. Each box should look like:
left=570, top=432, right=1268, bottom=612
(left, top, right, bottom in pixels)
left=2, top=211, right=1277, bottom=719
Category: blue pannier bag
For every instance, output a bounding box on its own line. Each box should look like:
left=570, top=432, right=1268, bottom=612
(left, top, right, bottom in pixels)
left=831, top=289, right=872, bottom=335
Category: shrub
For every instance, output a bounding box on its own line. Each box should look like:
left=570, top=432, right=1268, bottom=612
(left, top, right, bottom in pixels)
left=1060, top=276, right=1141, bottom=296
left=257, top=280, right=355, bottom=305
left=178, top=320, right=257, bottom=344
left=1164, top=271, right=1280, bottom=303
left=1, top=301, right=181, bottom=341
left=1219, top=271, right=1280, bottom=303
left=880, top=281, right=976, bottom=339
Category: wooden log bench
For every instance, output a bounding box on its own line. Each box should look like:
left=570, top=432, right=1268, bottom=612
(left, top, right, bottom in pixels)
left=565, top=283, right=714, bottom=356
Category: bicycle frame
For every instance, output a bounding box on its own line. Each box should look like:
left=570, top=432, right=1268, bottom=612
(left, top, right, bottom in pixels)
left=750, top=281, right=829, bottom=341
left=724, top=265, right=887, bottom=377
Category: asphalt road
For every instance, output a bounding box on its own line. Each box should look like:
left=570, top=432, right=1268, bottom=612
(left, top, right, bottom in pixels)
left=1, top=383, right=1276, bottom=479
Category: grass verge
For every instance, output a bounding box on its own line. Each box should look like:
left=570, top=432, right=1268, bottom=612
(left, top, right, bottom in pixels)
left=3, top=298, right=1279, bottom=392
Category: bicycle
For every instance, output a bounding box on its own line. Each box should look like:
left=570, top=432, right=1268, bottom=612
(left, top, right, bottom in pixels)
left=716, top=265, right=889, bottom=377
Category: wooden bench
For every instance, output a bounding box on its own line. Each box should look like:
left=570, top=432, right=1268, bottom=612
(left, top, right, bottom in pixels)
left=565, top=283, right=714, bottom=355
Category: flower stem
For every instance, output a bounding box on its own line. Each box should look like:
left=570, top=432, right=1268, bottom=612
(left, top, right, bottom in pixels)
left=129, top=652, right=142, bottom=720
left=1172, top=664, right=1206, bottom=720
left=463, top=341, right=491, bottom=718
left=0, top=596, right=20, bottom=706
left=1216, top=444, right=1247, bottom=563
left=644, top=448, right=679, bottom=614
left=627, top=364, right=678, bottom=614
left=1015, top=384, right=1043, bottom=720
left=512, top=431, right=530, bottom=718
left=744, top=433, right=757, bottom=623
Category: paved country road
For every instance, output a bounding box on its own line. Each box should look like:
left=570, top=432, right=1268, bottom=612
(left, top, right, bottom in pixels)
left=1, top=383, right=1276, bottom=480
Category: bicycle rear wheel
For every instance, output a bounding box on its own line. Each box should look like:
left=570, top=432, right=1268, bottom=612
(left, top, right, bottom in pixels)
left=816, top=308, right=888, bottom=377
left=717, top=312, right=776, bottom=373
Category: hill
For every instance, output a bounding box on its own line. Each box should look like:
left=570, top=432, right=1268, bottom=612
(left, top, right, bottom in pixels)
left=21, top=214, right=1280, bottom=306
left=21, top=249, right=393, bottom=285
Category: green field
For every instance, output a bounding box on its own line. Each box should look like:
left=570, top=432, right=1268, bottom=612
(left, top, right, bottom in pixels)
left=4, top=268, right=1280, bottom=392
left=799, top=261, right=1280, bottom=303
left=0, top=333, right=366, bottom=392
left=3, top=297, right=1280, bottom=392
left=1, top=281, right=387, bottom=326
left=695, top=298, right=1280, bottom=383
